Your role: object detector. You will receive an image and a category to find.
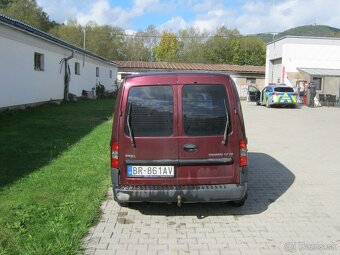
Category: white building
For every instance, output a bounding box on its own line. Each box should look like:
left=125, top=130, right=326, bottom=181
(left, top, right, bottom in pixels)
left=265, top=36, right=340, bottom=97
left=0, top=14, right=119, bottom=109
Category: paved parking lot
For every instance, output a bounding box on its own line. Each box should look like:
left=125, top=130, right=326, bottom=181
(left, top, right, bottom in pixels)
left=84, top=102, right=340, bottom=255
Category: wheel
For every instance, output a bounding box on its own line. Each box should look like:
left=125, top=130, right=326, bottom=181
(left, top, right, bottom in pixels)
left=256, top=101, right=261, bottom=106
left=232, top=192, right=248, bottom=207
left=117, top=202, right=129, bottom=207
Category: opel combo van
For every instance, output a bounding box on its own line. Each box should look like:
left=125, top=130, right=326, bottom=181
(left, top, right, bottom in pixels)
left=110, top=73, right=248, bottom=206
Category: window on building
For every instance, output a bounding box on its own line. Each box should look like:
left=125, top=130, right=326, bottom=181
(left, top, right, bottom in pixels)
left=96, top=67, right=99, bottom=77
left=34, top=52, right=44, bottom=71
left=312, top=77, right=322, bottom=91
left=75, top=62, right=80, bottom=75
left=246, top=78, right=256, bottom=85
left=110, top=70, right=112, bottom=79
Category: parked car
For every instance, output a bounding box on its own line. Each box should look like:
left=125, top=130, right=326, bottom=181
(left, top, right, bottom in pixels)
left=248, top=85, right=261, bottom=102
left=256, top=85, right=297, bottom=108
left=110, top=72, right=248, bottom=206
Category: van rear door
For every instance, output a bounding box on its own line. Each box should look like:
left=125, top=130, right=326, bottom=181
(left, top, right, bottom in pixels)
left=177, top=79, right=239, bottom=185
left=118, top=82, right=179, bottom=186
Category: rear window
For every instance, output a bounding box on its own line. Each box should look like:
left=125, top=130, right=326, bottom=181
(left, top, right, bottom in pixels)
left=274, top=87, right=294, bottom=92
left=124, top=86, right=173, bottom=137
left=183, top=85, right=230, bottom=136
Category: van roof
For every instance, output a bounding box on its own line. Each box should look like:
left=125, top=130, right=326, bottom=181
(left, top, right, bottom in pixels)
left=125, top=72, right=230, bottom=79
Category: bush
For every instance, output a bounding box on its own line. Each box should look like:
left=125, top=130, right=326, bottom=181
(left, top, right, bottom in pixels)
left=96, top=83, right=105, bottom=99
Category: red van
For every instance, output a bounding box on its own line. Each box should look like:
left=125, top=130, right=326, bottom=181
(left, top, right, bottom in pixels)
left=110, top=73, right=248, bottom=206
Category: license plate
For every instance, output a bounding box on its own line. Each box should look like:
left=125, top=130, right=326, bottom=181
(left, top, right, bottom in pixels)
left=127, top=165, right=174, bottom=178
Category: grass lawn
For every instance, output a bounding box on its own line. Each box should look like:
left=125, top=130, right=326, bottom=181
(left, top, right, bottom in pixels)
left=0, top=99, right=115, bottom=255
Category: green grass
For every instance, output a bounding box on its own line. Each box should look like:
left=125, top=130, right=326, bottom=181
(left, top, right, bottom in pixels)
left=0, top=99, right=115, bottom=255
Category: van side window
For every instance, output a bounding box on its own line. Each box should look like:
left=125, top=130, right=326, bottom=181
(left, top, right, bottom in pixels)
left=124, top=86, right=173, bottom=137
left=183, top=85, right=230, bottom=136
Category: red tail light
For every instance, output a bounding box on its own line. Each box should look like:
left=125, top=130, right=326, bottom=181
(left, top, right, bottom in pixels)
left=239, top=140, right=248, bottom=167
left=111, top=142, right=119, bottom=168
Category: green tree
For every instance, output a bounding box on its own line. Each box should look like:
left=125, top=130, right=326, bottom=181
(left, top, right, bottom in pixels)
left=240, top=36, right=266, bottom=65
left=153, top=32, right=180, bottom=62
left=203, top=26, right=241, bottom=64
left=85, top=23, right=125, bottom=60
left=0, top=0, right=53, bottom=31
left=49, top=19, right=83, bottom=48
left=177, top=27, right=207, bottom=63
left=123, top=31, right=150, bottom=61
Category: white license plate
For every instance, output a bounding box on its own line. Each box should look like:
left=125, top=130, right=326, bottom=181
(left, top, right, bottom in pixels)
left=127, top=165, right=174, bottom=178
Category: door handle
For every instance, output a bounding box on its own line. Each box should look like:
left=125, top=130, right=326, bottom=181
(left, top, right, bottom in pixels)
left=183, top=144, right=198, bottom=152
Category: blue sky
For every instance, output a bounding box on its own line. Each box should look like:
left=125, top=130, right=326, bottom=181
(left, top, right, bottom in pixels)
left=36, top=0, right=340, bottom=34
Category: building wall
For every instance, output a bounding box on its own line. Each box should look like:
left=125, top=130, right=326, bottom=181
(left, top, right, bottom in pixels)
left=232, top=76, right=265, bottom=99
left=0, top=23, right=118, bottom=108
left=323, top=77, right=340, bottom=97
left=265, top=37, right=340, bottom=87
left=68, top=53, right=118, bottom=96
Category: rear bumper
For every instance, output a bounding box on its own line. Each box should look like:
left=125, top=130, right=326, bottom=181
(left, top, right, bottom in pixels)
left=111, top=168, right=248, bottom=203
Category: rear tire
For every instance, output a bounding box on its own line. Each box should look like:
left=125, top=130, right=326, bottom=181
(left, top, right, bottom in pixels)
left=118, top=202, right=129, bottom=208
left=232, top=192, right=248, bottom=207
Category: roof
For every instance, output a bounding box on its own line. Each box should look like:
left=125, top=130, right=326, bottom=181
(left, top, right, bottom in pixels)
left=0, top=14, right=119, bottom=67
left=268, top=35, right=340, bottom=45
left=116, top=61, right=265, bottom=74
left=297, top=68, right=340, bottom=77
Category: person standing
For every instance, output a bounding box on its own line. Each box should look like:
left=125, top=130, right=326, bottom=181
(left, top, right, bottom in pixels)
left=308, top=82, right=316, bottom=107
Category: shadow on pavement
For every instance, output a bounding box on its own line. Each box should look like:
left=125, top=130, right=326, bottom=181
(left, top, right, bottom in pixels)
left=129, top=152, right=295, bottom=217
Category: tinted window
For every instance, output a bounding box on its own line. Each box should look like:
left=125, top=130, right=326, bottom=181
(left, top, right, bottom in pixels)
left=266, top=87, right=273, bottom=92
left=125, top=86, right=173, bottom=137
left=183, top=85, right=230, bottom=136
left=274, top=87, right=294, bottom=92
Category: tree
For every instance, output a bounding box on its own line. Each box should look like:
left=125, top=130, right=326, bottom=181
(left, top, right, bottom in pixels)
left=49, top=19, right=83, bottom=48
left=239, top=36, right=266, bottom=66
left=123, top=31, right=150, bottom=61
left=177, top=27, right=208, bottom=63
left=0, top=0, right=53, bottom=31
left=203, top=26, right=241, bottom=64
left=153, top=32, right=180, bottom=62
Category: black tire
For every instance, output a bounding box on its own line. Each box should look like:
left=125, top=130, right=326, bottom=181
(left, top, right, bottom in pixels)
left=118, top=202, right=129, bottom=207
left=232, top=192, right=248, bottom=207
left=256, top=101, right=261, bottom=106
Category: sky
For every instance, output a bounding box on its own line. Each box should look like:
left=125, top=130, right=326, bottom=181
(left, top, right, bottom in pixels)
left=36, top=0, right=340, bottom=35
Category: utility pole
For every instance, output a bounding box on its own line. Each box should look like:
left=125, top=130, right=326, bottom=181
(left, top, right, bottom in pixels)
left=83, top=28, right=86, bottom=50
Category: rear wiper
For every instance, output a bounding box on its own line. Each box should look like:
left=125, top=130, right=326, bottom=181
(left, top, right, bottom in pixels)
left=127, top=103, right=136, bottom=147
left=221, top=99, right=229, bottom=145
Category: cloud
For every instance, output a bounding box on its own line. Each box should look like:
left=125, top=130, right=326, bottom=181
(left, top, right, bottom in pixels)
left=37, top=0, right=340, bottom=34
left=159, top=16, right=188, bottom=32
left=230, top=0, right=340, bottom=34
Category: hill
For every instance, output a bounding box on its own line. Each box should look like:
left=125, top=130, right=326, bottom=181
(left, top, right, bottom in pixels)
left=256, top=25, right=340, bottom=43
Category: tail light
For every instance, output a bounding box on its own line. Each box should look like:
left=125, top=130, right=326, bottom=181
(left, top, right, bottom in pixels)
left=111, top=142, right=119, bottom=168
left=239, top=140, right=248, bottom=167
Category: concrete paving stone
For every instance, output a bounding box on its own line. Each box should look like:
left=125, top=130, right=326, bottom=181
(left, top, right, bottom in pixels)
left=148, top=244, right=168, bottom=250
left=118, top=238, right=138, bottom=245
left=107, top=243, right=127, bottom=251
left=158, top=250, right=178, bottom=255
left=198, top=249, right=220, bottom=255
left=219, top=250, right=241, bottom=255
left=178, top=238, right=197, bottom=244
left=168, top=244, right=189, bottom=250
left=94, top=250, right=116, bottom=255
left=84, top=247, right=96, bottom=255
left=138, top=238, right=158, bottom=245
left=84, top=103, right=340, bottom=255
